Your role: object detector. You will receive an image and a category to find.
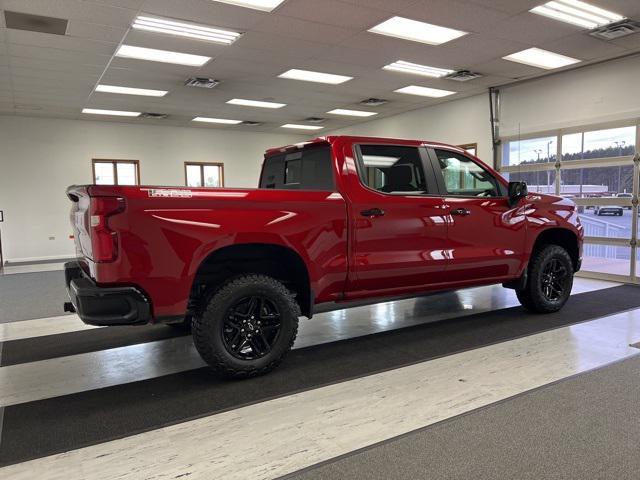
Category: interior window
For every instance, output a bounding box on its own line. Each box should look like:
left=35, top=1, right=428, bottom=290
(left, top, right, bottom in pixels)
left=358, top=145, right=427, bottom=194
left=434, top=150, right=501, bottom=197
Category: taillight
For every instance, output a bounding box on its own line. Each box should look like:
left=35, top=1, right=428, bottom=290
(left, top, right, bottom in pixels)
left=89, top=196, right=125, bottom=263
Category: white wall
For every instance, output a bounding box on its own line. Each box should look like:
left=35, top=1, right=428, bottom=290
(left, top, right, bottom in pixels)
left=0, top=115, right=303, bottom=262
left=500, top=53, right=640, bottom=138
left=330, top=94, right=494, bottom=164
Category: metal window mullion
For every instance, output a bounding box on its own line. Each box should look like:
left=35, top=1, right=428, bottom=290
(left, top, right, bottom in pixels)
left=583, top=236, right=631, bottom=247
left=556, top=133, right=562, bottom=195
left=558, top=155, right=634, bottom=170
left=631, top=122, right=640, bottom=280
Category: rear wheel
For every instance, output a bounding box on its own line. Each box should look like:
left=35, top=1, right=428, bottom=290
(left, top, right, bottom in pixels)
left=192, top=274, right=299, bottom=378
left=516, top=245, right=574, bottom=313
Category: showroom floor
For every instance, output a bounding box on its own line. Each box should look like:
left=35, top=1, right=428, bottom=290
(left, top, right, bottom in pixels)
left=1, top=267, right=640, bottom=479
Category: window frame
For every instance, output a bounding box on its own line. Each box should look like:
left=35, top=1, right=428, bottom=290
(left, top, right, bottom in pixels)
left=92, top=159, right=140, bottom=186
left=184, top=162, right=225, bottom=188
left=457, top=143, right=478, bottom=157
left=352, top=143, right=440, bottom=197
left=427, top=148, right=507, bottom=199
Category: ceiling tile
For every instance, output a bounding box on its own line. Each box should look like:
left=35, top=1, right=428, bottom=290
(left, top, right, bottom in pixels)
left=1, top=0, right=138, bottom=27
left=252, top=14, right=357, bottom=46
left=275, top=0, right=390, bottom=30
left=477, top=11, right=580, bottom=44
left=6, top=28, right=117, bottom=55
left=399, top=0, right=510, bottom=33
left=541, top=34, right=629, bottom=61
left=140, top=0, right=266, bottom=31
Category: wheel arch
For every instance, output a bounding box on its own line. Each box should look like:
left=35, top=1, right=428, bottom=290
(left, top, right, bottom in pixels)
left=189, top=243, right=313, bottom=318
left=530, top=228, right=581, bottom=271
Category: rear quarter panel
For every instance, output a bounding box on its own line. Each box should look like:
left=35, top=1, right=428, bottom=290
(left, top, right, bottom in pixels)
left=87, top=186, right=348, bottom=319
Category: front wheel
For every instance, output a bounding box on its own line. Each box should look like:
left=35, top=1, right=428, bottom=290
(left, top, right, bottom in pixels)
left=192, top=274, right=300, bottom=378
left=516, top=245, right=574, bottom=313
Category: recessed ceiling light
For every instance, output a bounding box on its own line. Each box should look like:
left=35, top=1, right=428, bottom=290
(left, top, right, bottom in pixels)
left=82, top=108, right=141, bottom=117
left=116, top=45, right=211, bottom=67
left=227, top=98, right=286, bottom=109
left=394, top=86, right=456, bottom=98
left=193, top=117, right=243, bottom=124
left=327, top=109, right=378, bottom=117
left=503, top=47, right=581, bottom=69
left=281, top=124, right=324, bottom=131
left=383, top=60, right=455, bottom=78
left=132, top=15, right=242, bottom=44
left=278, top=69, right=353, bottom=85
left=368, top=16, right=467, bottom=45
left=95, top=85, right=168, bottom=97
left=530, top=0, right=624, bottom=29
left=210, top=0, right=286, bottom=12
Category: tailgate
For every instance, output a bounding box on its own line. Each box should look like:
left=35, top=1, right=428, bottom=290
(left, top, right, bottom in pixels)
left=66, top=186, right=93, bottom=260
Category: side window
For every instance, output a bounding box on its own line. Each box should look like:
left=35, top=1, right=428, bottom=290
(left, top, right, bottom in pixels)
left=434, top=150, right=502, bottom=197
left=259, top=145, right=334, bottom=190
left=358, top=145, right=428, bottom=194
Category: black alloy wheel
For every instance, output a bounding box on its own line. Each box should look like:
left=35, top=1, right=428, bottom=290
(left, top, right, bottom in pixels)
left=222, top=295, right=282, bottom=360
left=540, top=258, right=570, bottom=302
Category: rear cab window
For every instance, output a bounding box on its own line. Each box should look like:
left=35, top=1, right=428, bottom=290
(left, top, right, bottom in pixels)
left=260, top=144, right=335, bottom=190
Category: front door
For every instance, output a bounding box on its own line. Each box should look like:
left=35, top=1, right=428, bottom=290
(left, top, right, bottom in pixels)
left=348, top=143, right=449, bottom=295
left=429, top=148, right=526, bottom=283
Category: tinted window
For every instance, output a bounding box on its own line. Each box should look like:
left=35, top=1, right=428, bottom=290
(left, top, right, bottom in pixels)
left=435, top=150, right=502, bottom=197
left=259, top=145, right=334, bottom=190
left=358, top=145, right=428, bottom=194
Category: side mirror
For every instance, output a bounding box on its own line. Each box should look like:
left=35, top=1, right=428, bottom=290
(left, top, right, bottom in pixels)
left=508, top=181, right=528, bottom=207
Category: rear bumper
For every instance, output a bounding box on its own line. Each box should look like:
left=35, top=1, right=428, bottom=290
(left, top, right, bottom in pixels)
left=64, top=261, right=151, bottom=326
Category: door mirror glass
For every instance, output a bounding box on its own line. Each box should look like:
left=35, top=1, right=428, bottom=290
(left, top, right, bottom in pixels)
left=508, top=181, right=528, bottom=206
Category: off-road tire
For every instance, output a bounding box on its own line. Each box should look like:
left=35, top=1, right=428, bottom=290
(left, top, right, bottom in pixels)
left=516, top=245, right=574, bottom=314
left=192, top=274, right=299, bottom=378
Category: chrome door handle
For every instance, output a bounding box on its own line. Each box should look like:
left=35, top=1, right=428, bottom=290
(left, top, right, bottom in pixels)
left=361, top=208, right=385, bottom=217
left=451, top=208, right=471, bottom=216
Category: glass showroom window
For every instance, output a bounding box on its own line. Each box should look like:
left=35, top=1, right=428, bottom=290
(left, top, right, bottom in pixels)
left=92, top=160, right=140, bottom=185
left=582, top=244, right=632, bottom=277
left=185, top=163, right=224, bottom=188
left=500, top=121, right=639, bottom=283
left=562, top=126, right=636, bottom=162
left=502, top=135, right=557, bottom=167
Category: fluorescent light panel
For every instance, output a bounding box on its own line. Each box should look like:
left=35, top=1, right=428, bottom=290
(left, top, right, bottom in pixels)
left=227, top=98, right=286, bottom=109
left=132, top=15, right=241, bottom=44
left=368, top=16, right=467, bottom=45
left=278, top=69, right=353, bottom=85
left=383, top=60, right=454, bottom=78
left=193, top=117, right=242, bottom=124
left=116, top=45, right=211, bottom=67
left=503, top=47, right=581, bottom=70
left=82, top=108, right=141, bottom=117
left=327, top=109, right=378, bottom=117
left=394, top=85, right=456, bottom=98
left=95, top=85, right=168, bottom=97
left=281, top=124, right=324, bottom=131
left=210, top=0, right=286, bottom=12
left=530, top=0, right=624, bottom=29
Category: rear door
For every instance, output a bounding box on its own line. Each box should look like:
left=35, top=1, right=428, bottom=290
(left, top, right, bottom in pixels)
left=348, top=143, right=449, bottom=294
left=428, top=148, right=526, bottom=282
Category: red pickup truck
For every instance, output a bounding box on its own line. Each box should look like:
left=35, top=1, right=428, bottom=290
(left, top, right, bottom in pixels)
left=65, top=135, right=583, bottom=378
